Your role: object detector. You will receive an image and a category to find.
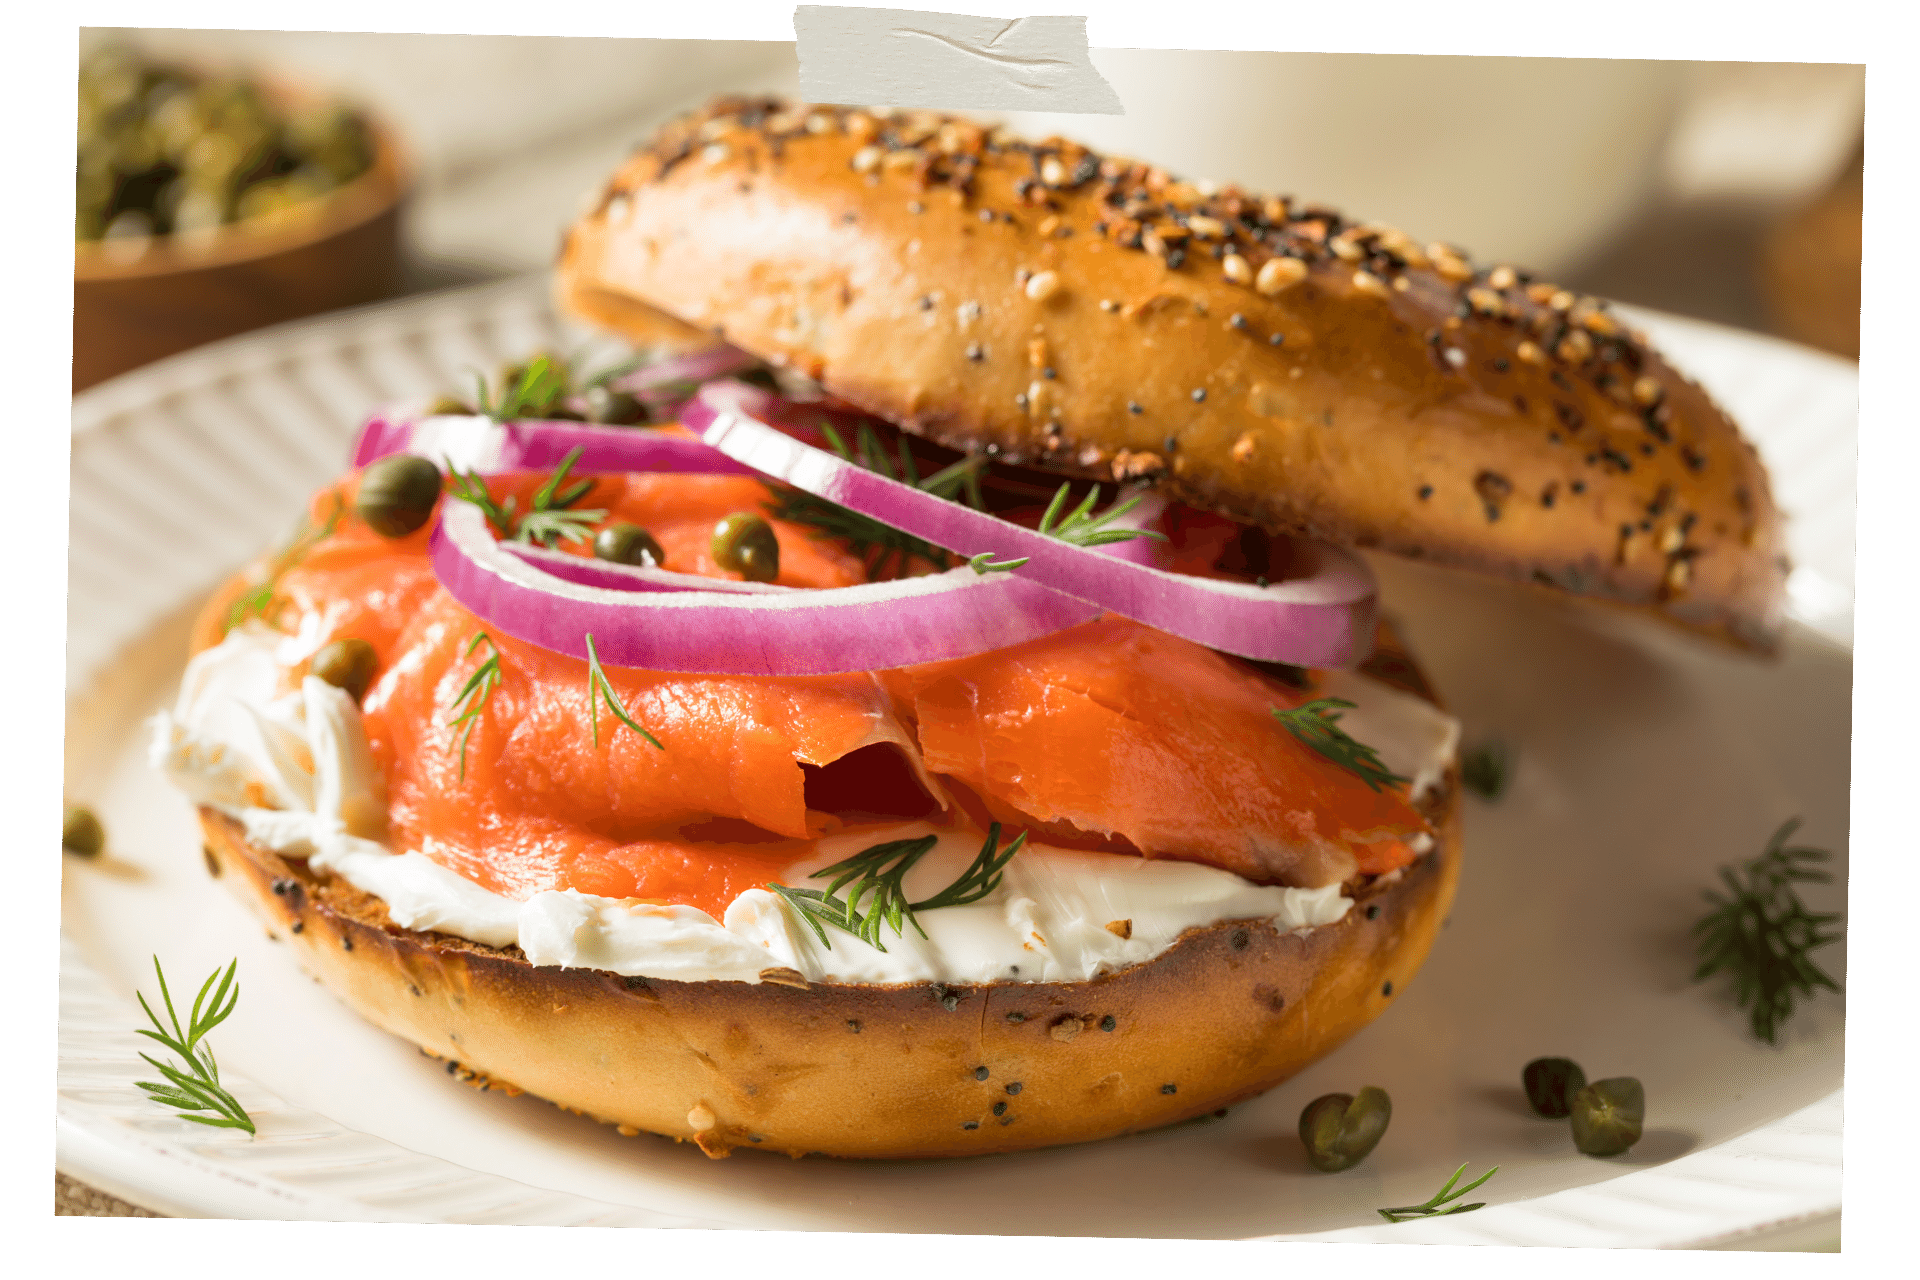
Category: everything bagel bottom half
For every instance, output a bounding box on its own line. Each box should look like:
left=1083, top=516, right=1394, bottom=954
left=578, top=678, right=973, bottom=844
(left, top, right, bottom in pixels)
left=196, top=779, right=1460, bottom=1160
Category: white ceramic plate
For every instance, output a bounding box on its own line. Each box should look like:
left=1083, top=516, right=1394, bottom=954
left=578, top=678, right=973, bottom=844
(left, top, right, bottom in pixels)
left=60, top=276, right=1852, bottom=1243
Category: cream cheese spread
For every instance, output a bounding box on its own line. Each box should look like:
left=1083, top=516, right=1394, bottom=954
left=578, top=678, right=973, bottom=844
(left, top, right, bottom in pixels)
left=153, top=623, right=1460, bottom=986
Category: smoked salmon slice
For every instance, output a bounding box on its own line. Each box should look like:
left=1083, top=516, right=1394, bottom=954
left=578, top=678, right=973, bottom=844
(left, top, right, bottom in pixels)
left=244, top=466, right=1427, bottom=918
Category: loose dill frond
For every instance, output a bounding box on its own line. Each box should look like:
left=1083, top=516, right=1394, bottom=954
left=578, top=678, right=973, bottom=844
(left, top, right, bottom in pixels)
left=584, top=633, right=664, bottom=751
left=446, top=631, right=503, bottom=781
left=224, top=491, right=345, bottom=635
left=133, top=957, right=254, bottom=1135
left=768, top=824, right=1027, bottom=952
left=1691, top=817, right=1842, bottom=1044
left=1378, top=1163, right=1497, bottom=1223
left=1271, top=698, right=1410, bottom=793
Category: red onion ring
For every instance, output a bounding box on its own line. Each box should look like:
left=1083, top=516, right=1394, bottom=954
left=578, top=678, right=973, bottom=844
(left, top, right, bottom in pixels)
left=605, top=346, right=759, bottom=395
left=683, top=382, right=1378, bottom=668
left=430, top=499, right=1102, bottom=675
left=353, top=414, right=755, bottom=477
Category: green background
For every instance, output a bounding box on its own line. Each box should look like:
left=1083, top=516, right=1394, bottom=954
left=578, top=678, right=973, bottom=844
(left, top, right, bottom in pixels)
left=18, top=2, right=1904, bottom=1274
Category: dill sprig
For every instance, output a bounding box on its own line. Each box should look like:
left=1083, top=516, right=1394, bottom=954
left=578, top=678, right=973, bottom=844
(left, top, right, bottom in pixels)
left=472, top=353, right=568, bottom=423
left=1378, top=1163, right=1497, bottom=1223
left=584, top=633, right=664, bottom=750
left=772, top=424, right=1167, bottom=580
left=447, top=466, right=518, bottom=538
left=1035, top=481, right=1168, bottom=549
left=1691, top=818, right=1842, bottom=1045
left=448, top=445, right=605, bottom=547
left=764, top=485, right=953, bottom=580
left=768, top=823, right=1027, bottom=952
left=224, top=491, right=345, bottom=635
left=1271, top=698, right=1410, bottom=793
left=446, top=631, right=503, bottom=781
left=133, top=957, right=255, bottom=1135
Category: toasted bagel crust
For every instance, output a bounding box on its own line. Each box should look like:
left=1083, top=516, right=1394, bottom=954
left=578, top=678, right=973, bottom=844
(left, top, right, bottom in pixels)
left=201, top=795, right=1457, bottom=1159
left=558, top=97, right=1787, bottom=651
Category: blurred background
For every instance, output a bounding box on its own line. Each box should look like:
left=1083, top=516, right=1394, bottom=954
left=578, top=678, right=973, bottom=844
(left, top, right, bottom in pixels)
left=73, top=29, right=1864, bottom=391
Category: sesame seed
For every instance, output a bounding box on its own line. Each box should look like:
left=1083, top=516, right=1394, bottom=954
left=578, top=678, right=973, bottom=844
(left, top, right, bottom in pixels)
left=918, top=295, right=934, bottom=311
left=1191, top=388, right=1207, bottom=402
left=1006, top=1082, right=1023, bottom=1095
left=1025, top=270, right=1061, bottom=302
left=1163, top=435, right=1179, bottom=452
left=1382, top=981, right=1394, bottom=997
left=962, top=1121, right=979, bottom=1130
left=1417, top=485, right=1433, bottom=500
left=851, top=146, right=883, bottom=173
left=1099, top=298, right=1120, bottom=313
left=1516, top=340, right=1546, bottom=365
left=1269, top=333, right=1285, bottom=345
left=973, top=1066, right=989, bottom=1080
left=992, top=1101, right=1008, bottom=1116
left=1229, top=313, right=1247, bottom=329
left=1365, top=904, right=1381, bottom=919
left=1014, top=393, right=1028, bottom=408
left=1352, top=270, right=1389, bottom=297
left=1006, top=1011, right=1026, bottom=1022
left=1488, top=265, right=1517, bottom=290
left=1043, top=367, right=1056, bottom=379
left=1256, top=256, right=1308, bottom=295
left=979, top=209, right=994, bottom=222
left=1128, top=401, right=1143, bottom=414
left=966, top=343, right=984, bottom=361
left=908, top=200, right=925, bottom=214
left=1444, top=347, right=1466, bottom=368
left=1161, top=1083, right=1178, bottom=1095
left=1222, top=253, right=1252, bottom=284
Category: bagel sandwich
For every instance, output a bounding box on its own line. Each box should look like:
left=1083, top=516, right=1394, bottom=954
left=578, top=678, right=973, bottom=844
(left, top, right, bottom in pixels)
left=152, top=96, right=1787, bottom=1163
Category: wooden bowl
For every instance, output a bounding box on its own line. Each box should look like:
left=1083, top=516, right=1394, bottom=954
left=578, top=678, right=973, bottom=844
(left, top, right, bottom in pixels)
left=72, top=109, right=407, bottom=392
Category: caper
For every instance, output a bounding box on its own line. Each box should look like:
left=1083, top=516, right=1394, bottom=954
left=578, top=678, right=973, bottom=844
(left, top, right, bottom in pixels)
left=1570, top=1077, right=1644, bottom=1157
left=311, top=638, right=379, bottom=702
left=738, top=366, right=781, bottom=393
left=1522, top=1057, right=1587, bottom=1119
left=711, top=512, right=780, bottom=582
left=356, top=454, right=443, bottom=537
left=582, top=385, right=648, bottom=425
left=1297, top=1086, right=1391, bottom=1172
left=594, top=522, right=665, bottom=568
left=62, top=804, right=106, bottom=857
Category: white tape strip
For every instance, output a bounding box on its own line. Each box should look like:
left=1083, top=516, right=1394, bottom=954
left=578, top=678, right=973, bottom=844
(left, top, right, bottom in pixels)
left=794, top=6, right=1122, bottom=115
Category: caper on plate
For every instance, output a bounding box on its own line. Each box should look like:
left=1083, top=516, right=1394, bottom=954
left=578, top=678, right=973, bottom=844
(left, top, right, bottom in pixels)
left=1298, top=1086, right=1391, bottom=1172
